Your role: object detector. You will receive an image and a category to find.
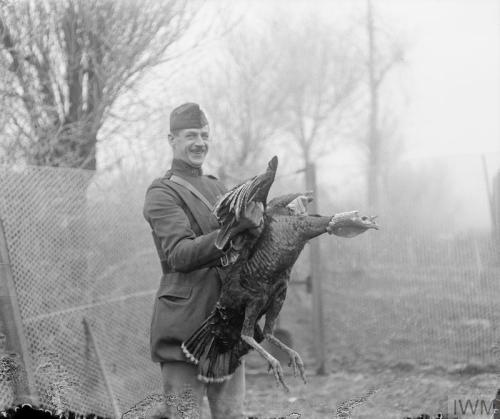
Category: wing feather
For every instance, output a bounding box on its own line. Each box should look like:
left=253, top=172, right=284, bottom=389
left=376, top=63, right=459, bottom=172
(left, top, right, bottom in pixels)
left=213, top=157, right=278, bottom=250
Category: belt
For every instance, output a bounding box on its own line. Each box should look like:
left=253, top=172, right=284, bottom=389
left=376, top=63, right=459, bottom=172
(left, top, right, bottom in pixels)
left=160, top=256, right=225, bottom=275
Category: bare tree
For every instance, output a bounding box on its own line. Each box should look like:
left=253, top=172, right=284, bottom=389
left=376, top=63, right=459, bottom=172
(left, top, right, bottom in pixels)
left=274, top=15, right=364, bottom=375
left=365, top=0, right=405, bottom=210
left=0, top=0, right=203, bottom=332
left=277, top=17, right=363, bottom=172
left=200, top=26, right=288, bottom=184
left=0, top=0, right=196, bottom=170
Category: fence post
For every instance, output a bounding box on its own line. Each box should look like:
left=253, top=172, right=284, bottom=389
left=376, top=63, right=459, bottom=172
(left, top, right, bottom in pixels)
left=0, top=218, right=38, bottom=404
left=305, top=163, right=326, bottom=375
left=83, top=318, right=121, bottom=419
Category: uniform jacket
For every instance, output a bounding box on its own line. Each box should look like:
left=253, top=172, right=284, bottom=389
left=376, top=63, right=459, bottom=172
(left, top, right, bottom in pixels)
left=143, top=159, right=227, bottom=362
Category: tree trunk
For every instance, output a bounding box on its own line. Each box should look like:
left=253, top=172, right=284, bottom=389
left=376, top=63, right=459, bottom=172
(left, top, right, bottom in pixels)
left=367, top=0, right=380, bottom=212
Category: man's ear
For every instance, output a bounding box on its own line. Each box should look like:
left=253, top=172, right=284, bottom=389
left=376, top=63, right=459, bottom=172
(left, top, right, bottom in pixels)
left=168, top=133, right=175, bottom=147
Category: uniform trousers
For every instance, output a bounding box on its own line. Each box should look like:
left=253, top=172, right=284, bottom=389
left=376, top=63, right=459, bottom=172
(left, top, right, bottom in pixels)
left=155, top=360, right=246, bottom=419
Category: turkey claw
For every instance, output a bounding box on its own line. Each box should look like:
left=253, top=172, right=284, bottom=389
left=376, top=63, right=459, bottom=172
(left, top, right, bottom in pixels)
left=268, top=357, right=290, bottom=393
left=287, top=349, right=306, bottom=383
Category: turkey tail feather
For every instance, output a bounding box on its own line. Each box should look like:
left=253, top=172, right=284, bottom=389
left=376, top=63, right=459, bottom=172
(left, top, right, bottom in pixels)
left=181, top=316, right=213, bottom=365
left=181, top=311, right=243, bottom=383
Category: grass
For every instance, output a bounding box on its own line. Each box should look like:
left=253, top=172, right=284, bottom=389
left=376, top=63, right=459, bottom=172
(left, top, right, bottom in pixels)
left=242, top=359, right=499, bottom=419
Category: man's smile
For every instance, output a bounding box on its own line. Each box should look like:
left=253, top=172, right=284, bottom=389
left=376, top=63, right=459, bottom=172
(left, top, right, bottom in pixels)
left=189, top=148, right=207, bottom=155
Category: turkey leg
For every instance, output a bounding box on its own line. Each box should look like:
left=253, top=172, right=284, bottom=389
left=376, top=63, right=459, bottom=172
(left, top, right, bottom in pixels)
left=262, top=282, right=307, bottom=384
left=240, top=303, right=290, bottom=392
left=264, top=333, right=306, bottom=384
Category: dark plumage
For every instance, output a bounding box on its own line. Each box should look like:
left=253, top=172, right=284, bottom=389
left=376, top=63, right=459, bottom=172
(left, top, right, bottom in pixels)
left=213, top=156, right=277, bottom=251
left=181, top=156, right=378, bottom=391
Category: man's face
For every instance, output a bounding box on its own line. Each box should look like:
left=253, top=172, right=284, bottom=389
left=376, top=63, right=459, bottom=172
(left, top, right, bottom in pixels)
left=169, top=125, right=210, bottom=167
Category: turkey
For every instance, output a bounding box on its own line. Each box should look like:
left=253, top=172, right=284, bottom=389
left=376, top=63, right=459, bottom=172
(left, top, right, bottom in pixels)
left=181, top=156, right=378, bottom=391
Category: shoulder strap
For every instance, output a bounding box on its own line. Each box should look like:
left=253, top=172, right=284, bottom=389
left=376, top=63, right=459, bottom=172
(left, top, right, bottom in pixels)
left=169, top=175, right=214, bottom=212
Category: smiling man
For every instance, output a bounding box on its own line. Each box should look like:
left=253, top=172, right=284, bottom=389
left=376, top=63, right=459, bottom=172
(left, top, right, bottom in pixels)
left=143, top=103, right=260, bottom=418
left=168, top=103, right=211, bottom=167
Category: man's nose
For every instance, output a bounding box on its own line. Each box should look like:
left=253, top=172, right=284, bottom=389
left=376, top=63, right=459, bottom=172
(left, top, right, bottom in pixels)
left=193, top=135, right=205, bottom=146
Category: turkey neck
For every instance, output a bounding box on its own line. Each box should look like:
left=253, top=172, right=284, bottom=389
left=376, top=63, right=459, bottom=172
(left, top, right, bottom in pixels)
left=267, top=213, right=332, bottom=245
left=294, top=214, right=332, bottom=240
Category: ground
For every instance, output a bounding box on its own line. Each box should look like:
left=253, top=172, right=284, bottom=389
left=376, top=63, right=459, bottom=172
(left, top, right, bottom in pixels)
left=122, top=365, right=498, bottom=419
left=243, top=369, right=499, bottom=419
left=135, top=263, right=500, bottom=419
left=4, top=240, right=500, bottom=418
left=237, top=264, right=500, bottom=419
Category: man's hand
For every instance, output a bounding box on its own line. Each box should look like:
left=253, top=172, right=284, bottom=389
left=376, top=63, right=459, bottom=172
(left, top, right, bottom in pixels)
left=232, top=201, right=264, bottom=235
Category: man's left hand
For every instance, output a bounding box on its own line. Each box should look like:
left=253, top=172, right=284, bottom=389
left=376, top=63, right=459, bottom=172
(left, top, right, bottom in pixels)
left=233, top=201, right=264, bottom=235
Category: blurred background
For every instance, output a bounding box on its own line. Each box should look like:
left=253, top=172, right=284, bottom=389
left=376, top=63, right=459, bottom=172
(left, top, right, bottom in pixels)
left=0, top=0, right=499, bottom=418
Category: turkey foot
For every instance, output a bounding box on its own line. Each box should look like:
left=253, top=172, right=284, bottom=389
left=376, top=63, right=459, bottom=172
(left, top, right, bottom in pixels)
left=266, top=355, right=290, bottom=393
left=266, top=334, right=306, bottom=384
left=241, top=334, right=290, bottom=392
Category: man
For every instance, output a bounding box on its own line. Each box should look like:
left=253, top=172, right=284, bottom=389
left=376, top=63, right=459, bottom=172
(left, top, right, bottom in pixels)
left=143, top=103, right=261, bottom=418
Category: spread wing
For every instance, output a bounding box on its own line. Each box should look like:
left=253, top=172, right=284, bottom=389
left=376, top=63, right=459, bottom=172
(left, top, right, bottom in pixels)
left=214, top=156, right=278, bottom=250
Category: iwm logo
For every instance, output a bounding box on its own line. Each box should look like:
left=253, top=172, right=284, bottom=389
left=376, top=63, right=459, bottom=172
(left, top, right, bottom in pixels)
left=448, top=394, right=499, bottom=418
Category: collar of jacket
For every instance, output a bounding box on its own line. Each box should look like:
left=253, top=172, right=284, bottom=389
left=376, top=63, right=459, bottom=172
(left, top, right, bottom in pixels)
left=170, top=159, right=203, bottom=177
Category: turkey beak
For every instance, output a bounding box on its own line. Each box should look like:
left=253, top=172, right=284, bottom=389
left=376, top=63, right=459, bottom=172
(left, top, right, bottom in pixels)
left=361, top=215, right=379, bottom=230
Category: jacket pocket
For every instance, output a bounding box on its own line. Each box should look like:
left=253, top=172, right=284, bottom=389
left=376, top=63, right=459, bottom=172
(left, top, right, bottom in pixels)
left=158, top=284, right=192, bottom=303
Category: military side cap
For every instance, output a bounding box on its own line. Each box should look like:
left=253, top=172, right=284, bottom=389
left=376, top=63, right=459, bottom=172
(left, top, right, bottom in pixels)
left=170, top=102, right=208, bottom=131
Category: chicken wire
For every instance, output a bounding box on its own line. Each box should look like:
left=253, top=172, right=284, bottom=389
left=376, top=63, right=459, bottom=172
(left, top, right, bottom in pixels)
left=0, top=158, right=499, bottom=416
left=273, top=153, right=500, bottom=373
left=0, top=165, right=162, bottom=416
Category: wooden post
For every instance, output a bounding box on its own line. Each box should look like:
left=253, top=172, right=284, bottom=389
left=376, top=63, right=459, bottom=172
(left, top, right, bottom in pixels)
left=494, top=172, right=500, bottom=236
left=0, top=219, right=38, bottom=404
left=472, top=237, right=483, bottom=279
left=83, top=318, right=121, bottom=418
left=493, top=388, right=500, bottom=419
left=493, top=172, right=500, bottom=261
left=481, top=155, right=496, bottom=234
left=305, top=163, right=326, bottom=375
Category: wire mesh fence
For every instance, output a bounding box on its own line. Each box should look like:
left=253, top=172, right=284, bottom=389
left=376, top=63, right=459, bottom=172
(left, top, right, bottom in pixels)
left=0, top=165, right=162, bottom=416
left=0, top=155, right=498, bottom=416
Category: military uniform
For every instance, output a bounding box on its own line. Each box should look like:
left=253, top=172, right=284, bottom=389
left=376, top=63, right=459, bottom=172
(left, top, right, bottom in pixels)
left=144, top=159, right=227, bottom=362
